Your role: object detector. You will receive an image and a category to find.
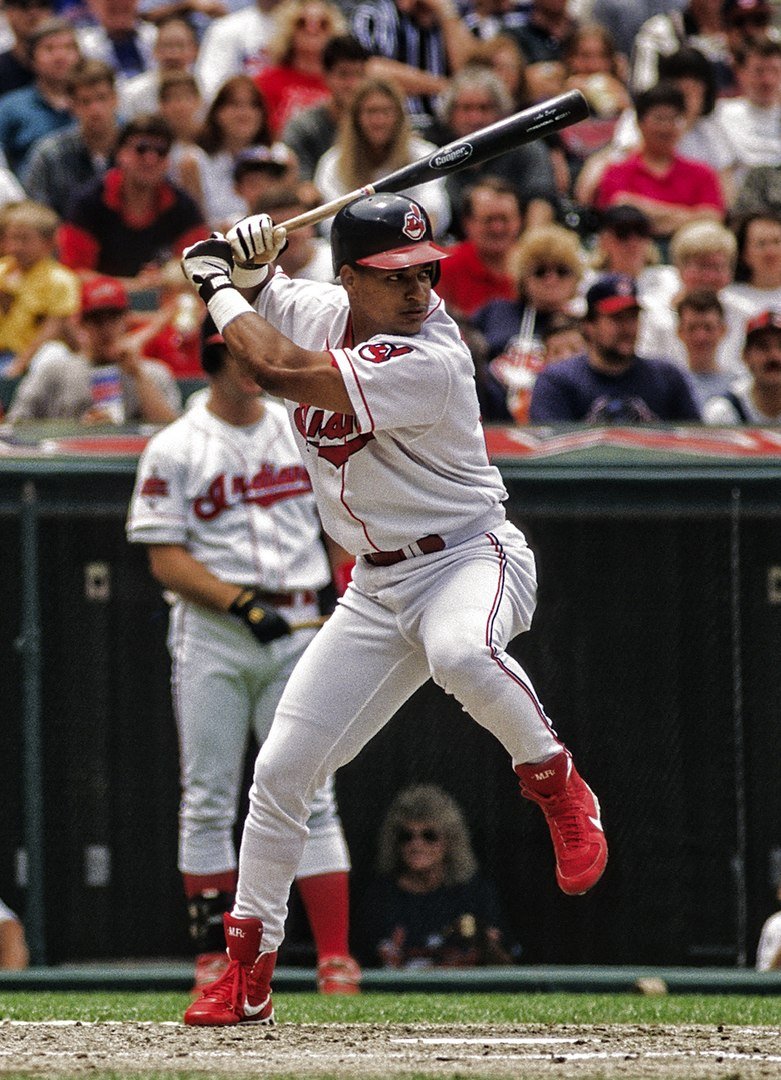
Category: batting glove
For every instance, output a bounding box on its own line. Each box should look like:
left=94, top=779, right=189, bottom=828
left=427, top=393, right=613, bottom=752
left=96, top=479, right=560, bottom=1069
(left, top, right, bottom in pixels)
left=226, top=214, right=288, bottom=288
left=181, top=234, right=234, bottom=303
left=229, top=588, right=292, bottom=645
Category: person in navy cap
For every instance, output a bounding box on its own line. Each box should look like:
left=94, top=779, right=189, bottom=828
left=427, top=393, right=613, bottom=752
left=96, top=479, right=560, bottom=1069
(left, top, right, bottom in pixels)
left=529, top=272, right=702, bottom=423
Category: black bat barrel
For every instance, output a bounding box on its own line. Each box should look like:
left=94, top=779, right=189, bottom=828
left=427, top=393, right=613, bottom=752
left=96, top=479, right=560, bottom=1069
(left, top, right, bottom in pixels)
left=373, top=89, right=590, bottom=195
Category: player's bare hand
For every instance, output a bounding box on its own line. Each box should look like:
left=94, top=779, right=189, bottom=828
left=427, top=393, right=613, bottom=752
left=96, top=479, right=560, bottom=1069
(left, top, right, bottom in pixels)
left=227, top=215, right=287, bottom=268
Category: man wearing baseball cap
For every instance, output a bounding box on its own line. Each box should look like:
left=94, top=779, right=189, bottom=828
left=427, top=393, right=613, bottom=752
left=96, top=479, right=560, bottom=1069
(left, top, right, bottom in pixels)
left=703, top=309, right=781, bottom=423
left=529, top=272, right=702, bottom=423
left=7, top=275, right=181, bottom=423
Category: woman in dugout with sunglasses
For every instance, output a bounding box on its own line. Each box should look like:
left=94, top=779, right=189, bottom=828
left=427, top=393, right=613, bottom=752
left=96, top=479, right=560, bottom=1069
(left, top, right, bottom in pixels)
left=469, top=223, right=585, bottom=422
left=353, top=784, right=518, bottom=970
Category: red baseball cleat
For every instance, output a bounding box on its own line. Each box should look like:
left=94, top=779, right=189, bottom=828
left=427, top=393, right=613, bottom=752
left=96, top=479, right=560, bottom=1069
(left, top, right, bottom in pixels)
left=317, top=955, right=362, bottom=995
left=515, top=750, right=607, bottom=896
left=191, top=950, right=230, bottom=997
left=184, top=913, right=276, bottom=1026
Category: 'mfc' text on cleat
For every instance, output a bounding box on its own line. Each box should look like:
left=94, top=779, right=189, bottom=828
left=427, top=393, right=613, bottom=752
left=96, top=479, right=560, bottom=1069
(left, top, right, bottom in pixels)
left=515, top=750, right=608, bottom=895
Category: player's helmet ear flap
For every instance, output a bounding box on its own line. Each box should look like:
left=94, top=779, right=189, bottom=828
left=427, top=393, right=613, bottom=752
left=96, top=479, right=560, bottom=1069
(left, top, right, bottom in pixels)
left=331, top=193, right=449, bottom=286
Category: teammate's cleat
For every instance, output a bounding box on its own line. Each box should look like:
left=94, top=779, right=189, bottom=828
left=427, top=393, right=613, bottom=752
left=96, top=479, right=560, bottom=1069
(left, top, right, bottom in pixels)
left=191, top=950, right=230, bottom=997
left=316, top=955, right=362, bottom=995
left=184, top=913, right=276, bottom=1026
left=515, top=750, right=607, bottom=896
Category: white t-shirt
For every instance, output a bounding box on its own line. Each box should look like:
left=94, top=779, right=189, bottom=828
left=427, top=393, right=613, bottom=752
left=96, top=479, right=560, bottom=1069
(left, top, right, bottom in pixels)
left=0, top=898, right=18, bottom=925
left=714, top=98, right=781, bottom=184
left=126, top=394, right=331, bottom=591
left=194, top=6, right=276, bottom=103
left=255, top=270, right=507, bottom=555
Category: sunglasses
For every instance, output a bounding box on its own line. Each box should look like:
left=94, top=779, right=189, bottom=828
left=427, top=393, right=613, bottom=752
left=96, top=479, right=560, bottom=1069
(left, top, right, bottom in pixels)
left=127, top=140, right=169, bottom=157
left=531, top=263, right=575, bottom=279
left=730, top=13, right=770, bottom=27
left=295, top=15, right=330, bottom=29
left=398, top=827, right=442, bottom=844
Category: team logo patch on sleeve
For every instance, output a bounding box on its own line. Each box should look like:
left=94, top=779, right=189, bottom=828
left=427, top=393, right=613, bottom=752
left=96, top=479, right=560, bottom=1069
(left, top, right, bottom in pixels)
left=357, top=342, right=413, bottom=363
left=140, top=474, right=169, bottom=498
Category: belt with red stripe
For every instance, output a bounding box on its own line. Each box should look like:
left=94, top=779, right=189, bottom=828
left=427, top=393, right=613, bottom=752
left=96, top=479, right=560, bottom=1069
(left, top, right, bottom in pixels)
left=251, top=589, right=318, bottom=607
left=363, top=534, right=446, bottom=567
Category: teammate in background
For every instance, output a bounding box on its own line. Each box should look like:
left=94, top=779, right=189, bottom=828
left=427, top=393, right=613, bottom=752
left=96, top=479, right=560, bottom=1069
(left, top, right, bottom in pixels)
left=0, top=898, right=29, bottom=970
left=126, top=318, right=359, bottom=996
left=353, top=784, right=519, bottom=969
left=756, top=877, right=781, bottom=970
left=703, top=309, right=781, bottom=424
left=179, top=191, right=608, bottom=1027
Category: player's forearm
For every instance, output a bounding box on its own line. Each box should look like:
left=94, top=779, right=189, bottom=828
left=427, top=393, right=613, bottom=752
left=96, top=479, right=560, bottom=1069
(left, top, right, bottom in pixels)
left=147, top=544, right=243, bottom=611
left=222, top=311, right=354, bottom=414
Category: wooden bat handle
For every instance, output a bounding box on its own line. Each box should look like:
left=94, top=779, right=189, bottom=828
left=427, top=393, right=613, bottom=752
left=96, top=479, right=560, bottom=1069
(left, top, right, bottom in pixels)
left=282, top=185, right=376, bottom=233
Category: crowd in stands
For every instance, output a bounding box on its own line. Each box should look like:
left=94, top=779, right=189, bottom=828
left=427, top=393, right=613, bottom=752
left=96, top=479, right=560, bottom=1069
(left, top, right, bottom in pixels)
left=0, top=0, right=780, bottom=426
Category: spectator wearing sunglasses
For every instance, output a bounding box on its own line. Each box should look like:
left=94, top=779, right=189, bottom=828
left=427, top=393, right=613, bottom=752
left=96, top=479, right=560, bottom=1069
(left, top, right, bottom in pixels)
left=353, top=784, right=518, bottom=970
left=469, top=223, right=585, bottom=422
left=58, top=113, right=207, bottom=295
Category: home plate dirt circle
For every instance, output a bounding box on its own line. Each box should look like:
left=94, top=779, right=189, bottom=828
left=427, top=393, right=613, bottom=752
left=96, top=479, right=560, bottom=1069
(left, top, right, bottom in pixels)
left=2, top=1022, right=781, bottom=1077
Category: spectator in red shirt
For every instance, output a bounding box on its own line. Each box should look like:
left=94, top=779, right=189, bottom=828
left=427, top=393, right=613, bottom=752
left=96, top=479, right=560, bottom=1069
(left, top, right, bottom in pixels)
left=436, top=178, right=523, bottom=320
left=58, top=113, right=207, bottom=296
left=594, top=81, right=725, bottom=248
left=253, top=0, right=346, bottom=138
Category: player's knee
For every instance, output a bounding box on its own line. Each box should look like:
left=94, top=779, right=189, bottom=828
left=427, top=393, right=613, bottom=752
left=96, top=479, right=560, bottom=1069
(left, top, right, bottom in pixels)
left=426, top=634, right=490, bottom=695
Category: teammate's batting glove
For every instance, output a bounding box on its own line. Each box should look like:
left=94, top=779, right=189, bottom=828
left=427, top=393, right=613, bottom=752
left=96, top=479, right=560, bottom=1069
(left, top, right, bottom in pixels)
left=181, top=234, right=235, bottom=303
left=229, top=588, right=292, bottom=645
left=226, top=214, right=288, bottom=288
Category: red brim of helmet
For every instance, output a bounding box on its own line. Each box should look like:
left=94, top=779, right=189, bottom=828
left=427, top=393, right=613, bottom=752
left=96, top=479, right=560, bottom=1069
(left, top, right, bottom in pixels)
left=356, top=240, right=450, bottom=270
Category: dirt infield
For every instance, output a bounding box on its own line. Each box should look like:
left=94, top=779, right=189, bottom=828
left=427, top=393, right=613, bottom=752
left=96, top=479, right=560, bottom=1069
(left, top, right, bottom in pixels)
left=2, top=1021, right=781, bottom=1078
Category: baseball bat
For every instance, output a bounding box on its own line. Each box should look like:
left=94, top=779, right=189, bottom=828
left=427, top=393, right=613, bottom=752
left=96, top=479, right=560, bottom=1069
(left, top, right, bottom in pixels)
left=281, top=89, right=589, bottom=234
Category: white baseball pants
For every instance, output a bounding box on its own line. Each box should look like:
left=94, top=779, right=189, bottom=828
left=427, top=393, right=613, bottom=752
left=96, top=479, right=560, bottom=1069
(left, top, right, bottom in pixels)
left=170, top=596, right=350, bottom=880
left=233, top=521, right=562, bottom=950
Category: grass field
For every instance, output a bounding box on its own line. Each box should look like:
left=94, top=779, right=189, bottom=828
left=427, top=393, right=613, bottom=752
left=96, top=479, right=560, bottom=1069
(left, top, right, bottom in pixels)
left=2, top=989, right=780, bottom=1025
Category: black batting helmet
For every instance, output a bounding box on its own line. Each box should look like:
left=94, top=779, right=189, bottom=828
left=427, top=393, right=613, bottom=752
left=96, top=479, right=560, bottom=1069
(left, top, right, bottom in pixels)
left=331, top=193, right=449, bottom=284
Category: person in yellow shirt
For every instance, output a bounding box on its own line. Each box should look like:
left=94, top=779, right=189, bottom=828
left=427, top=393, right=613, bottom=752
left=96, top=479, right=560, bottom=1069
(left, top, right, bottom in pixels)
left=0, top=199, right=80, bottom=376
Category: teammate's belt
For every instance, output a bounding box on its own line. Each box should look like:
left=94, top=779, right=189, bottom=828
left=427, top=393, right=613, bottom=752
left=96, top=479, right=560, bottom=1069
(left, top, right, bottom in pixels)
left=363, top=534, right=446, bottom=567
left=250, top=589, right=319, bottom=607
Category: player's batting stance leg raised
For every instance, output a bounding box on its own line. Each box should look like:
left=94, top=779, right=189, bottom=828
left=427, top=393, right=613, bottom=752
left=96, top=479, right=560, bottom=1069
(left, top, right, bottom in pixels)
left=179, top=110, right=605, bottom=1028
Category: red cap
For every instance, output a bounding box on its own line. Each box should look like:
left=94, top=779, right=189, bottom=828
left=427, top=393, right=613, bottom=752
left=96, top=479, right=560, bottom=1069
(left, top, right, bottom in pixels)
left=356, top=240, right=450, bottom=271
left=745, top=310, right=781, bottom=339
left=81, top=275, right=129, bottom=315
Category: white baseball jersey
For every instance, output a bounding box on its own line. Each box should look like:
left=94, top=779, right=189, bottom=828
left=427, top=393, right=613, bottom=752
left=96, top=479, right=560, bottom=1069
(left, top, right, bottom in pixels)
left=255, top=270, right=508, bottom=555
left=126, top=393, right=331, bottom=592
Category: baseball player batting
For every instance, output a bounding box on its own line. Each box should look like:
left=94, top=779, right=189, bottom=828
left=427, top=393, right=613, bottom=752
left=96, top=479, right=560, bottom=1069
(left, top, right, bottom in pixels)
left=179, top=193, right=608, bottom=1027
left=126, top=321, right=360, bottom=996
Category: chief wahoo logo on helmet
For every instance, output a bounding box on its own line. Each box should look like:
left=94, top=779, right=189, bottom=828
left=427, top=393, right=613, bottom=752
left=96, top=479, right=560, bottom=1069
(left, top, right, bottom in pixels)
left=402, top=204, right=426, bottom=242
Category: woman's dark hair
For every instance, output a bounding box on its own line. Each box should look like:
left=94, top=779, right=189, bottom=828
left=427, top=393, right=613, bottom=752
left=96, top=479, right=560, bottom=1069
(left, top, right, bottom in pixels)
left=633, top=81, right=686, bottom=121
left=658, top=46, right=717, bottom=116
left=732, top=211, right=781, bottom=283
left=197, top=75, right=272, bottom=154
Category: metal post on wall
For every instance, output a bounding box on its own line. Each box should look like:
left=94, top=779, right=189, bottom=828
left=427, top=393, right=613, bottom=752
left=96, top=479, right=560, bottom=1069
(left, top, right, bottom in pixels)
left=15, top=479, right=46, bottom=965
left=730, top=486, right=748, bottom=967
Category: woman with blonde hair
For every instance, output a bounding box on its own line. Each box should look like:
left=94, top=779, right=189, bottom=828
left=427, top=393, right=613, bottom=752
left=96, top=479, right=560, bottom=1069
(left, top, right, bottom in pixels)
left=354, top=784, right=517, bottom=969
left=254, top=0, right=346, bottom=138
left=470, top=224, right=585, bottom=421
left=313, top=76, right=450, bottom=238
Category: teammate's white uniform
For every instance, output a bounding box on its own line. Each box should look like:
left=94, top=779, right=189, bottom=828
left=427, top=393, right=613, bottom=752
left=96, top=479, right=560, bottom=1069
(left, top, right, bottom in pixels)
left=232, top=271, right=562, bottom=950
left=126, top=393, right=350, bottom=881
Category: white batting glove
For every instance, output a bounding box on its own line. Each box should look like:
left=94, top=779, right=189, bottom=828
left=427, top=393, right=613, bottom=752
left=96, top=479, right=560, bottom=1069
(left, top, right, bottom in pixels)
left=226, top=214, right=288, bottom=288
